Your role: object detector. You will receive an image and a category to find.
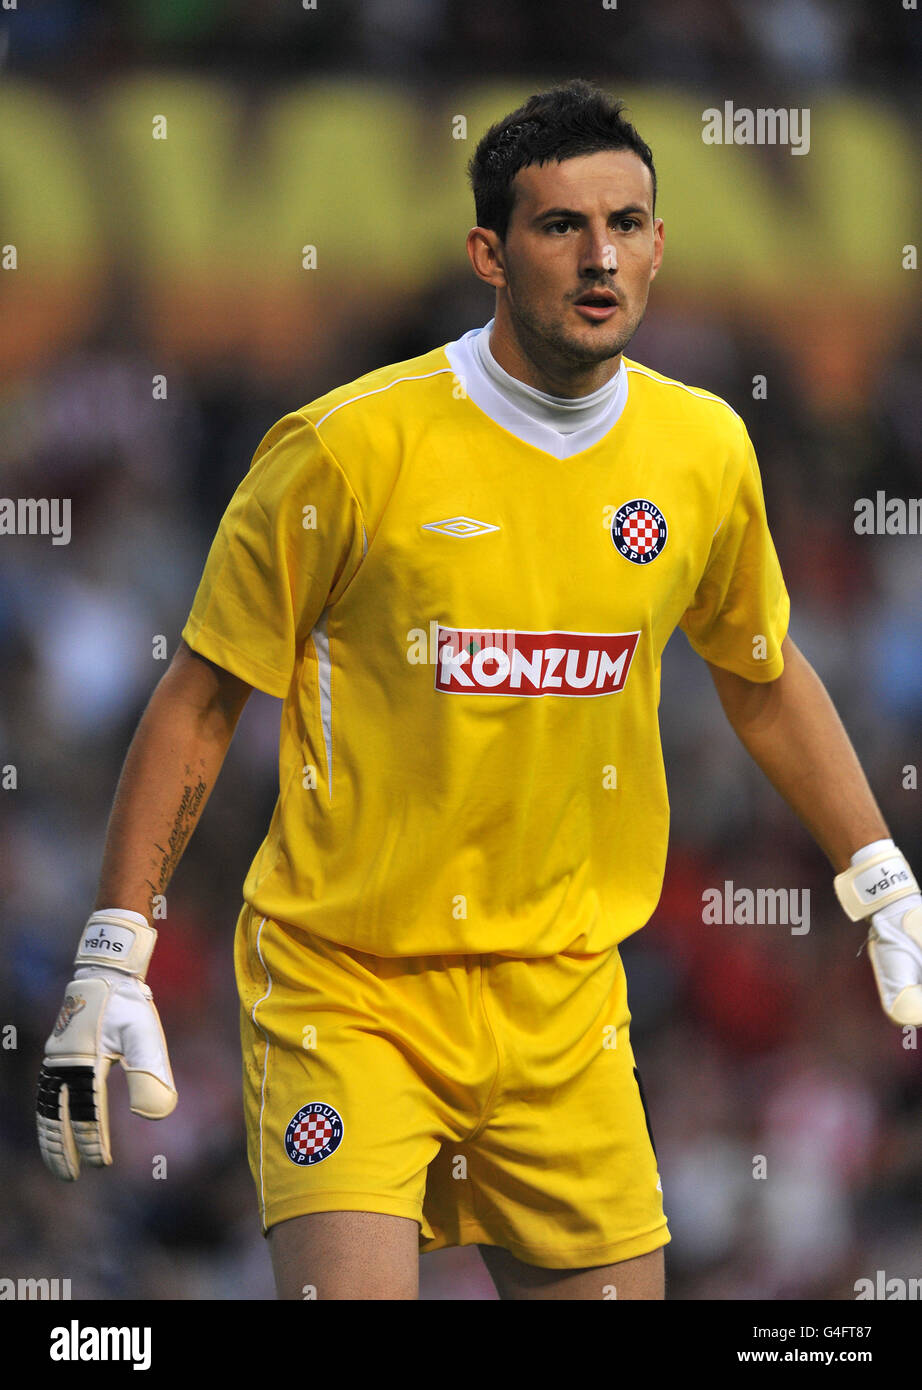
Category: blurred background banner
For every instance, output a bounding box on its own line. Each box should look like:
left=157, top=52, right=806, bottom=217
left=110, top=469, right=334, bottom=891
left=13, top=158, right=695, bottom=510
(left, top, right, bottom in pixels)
left=0, top=0, right=920, bottom=1301
left=0, top=78, right=917, bottom=395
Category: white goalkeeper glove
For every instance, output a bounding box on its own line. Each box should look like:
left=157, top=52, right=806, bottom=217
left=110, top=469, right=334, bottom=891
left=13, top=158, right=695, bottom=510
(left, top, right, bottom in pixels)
left=834, top=840, right=922, bottom=1026
left=37, top=909, right=177, bottom=1180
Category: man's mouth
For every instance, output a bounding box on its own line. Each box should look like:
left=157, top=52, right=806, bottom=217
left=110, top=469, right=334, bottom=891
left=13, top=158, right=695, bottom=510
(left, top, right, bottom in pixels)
left=573, top=289, right=620, bottom=321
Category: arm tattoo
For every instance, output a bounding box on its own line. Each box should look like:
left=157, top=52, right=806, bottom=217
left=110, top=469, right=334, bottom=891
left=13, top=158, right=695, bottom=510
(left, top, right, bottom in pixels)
left=149, top=774, right=208, bottom=903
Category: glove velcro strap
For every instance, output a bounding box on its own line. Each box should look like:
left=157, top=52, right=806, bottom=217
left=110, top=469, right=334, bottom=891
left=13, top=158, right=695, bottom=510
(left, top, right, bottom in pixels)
left=74, top=910, right=157, bottom=979
left=834, top=849, right=919, bottom=922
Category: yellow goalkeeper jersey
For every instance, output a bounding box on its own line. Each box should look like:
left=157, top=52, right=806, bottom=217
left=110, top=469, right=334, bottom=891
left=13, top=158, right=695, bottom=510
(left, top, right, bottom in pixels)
left=181, top=336, right=789, bottom=957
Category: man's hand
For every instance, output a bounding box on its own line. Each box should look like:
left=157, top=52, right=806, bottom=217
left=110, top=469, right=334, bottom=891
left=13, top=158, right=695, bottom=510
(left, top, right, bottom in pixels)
left=865, top=895, right=922, bottom=1026
left=37, top=910, right=177, bottom=1181
left=834, top=843, right=922, bottom=1026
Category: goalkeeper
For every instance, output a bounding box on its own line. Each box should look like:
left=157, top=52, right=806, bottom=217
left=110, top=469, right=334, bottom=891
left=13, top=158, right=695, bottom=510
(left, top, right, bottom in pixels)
left=34, top=81, right=922, bottom=1302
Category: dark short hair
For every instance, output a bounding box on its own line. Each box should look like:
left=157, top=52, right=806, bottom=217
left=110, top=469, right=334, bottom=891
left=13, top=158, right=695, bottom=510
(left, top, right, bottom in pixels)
left=468, top=79, right=656, bottom=241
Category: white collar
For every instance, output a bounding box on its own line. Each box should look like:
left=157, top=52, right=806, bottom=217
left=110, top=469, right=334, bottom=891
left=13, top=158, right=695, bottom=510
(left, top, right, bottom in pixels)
left=445, top=319, right=628, bottom=460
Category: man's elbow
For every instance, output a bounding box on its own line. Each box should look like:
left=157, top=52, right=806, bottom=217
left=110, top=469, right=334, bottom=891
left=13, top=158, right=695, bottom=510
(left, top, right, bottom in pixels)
left=158, top=639, right=255, bottom=730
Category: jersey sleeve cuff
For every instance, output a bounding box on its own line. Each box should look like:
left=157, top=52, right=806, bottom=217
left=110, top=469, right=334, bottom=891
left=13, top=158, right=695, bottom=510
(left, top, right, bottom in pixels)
left=703, top=648, right=786, bottom=682
left=180, top=620, right=289, bottom=699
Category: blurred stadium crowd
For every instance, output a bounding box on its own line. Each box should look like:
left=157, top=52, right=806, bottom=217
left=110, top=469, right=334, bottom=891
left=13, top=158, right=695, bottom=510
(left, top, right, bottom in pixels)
left=6, top=0, right=921, bottom=87
left=1, top=0, right=921, bottom=1301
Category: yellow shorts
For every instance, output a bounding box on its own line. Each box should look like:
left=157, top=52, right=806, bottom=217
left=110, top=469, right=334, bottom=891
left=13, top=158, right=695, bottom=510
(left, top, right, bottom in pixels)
left=235, top=904, right=670, bottom=1269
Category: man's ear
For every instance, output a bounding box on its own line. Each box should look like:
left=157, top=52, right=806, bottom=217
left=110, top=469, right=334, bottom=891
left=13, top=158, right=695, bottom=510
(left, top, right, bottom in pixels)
left=649, top=218, right=665, bottom=282
left=466, top=226, right=507, bottom=290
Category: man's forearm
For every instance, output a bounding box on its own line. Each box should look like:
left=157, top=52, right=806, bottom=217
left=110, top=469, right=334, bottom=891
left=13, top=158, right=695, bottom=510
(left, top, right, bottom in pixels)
left=93, top=644, right=252, bottom=921
left=707, top=636, right=889, bottom=873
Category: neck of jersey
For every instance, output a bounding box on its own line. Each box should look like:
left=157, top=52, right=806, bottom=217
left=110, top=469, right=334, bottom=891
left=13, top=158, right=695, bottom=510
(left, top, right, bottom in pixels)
left=475, top=321, right=623, bottom=435
left=444, top=319, right=629, bottom=460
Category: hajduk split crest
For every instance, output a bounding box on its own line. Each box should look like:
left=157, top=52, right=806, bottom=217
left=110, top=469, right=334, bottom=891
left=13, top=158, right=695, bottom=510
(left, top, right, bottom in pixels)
left=285, top=1102, right=344, bottom=1165
left=611, top=499, right=667, bottom=564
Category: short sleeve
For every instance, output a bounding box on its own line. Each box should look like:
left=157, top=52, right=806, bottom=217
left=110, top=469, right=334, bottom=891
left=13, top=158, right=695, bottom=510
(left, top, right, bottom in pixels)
left=181, top=411, right=366, bottom=697
left=679, top=417, right=790, bottom=681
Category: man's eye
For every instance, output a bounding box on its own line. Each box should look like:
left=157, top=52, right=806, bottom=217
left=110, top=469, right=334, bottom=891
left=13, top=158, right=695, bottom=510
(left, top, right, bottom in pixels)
left=618, top=219, right=640, bottom=232
left=546, top=221, right=573, bottom=233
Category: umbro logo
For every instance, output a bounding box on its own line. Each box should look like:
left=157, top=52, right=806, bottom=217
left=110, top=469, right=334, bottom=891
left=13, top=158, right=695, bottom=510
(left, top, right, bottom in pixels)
left=421, top=516, right=500, bottom=538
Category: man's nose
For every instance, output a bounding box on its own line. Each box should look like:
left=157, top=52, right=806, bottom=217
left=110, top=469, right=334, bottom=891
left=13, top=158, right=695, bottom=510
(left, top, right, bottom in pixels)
left=583, top=232, right=618, bottom=274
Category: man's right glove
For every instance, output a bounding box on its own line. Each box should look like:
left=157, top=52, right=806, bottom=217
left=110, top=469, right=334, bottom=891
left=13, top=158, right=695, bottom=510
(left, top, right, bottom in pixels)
left=834, top=840, right=922, bottom=1026
left=37, top=909, right=177, bottom=1180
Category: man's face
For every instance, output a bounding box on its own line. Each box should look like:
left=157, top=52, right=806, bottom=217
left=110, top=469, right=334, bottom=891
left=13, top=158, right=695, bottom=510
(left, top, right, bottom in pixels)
left=495, top=150, right=663, bottom=368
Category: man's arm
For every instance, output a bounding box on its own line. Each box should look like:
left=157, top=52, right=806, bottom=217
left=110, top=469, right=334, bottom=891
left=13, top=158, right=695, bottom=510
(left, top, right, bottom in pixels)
left=93, top=638, right=254, bottom=921
left=37, top=639, right=254, bottom=1179
left=706, top=633, right=922, bottom=1025
left=706, top=634, right=888, bottom=872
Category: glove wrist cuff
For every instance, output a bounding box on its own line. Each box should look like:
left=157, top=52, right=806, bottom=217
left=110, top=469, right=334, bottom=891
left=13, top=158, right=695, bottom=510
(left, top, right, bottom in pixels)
left=74, top=909, right=157, bottom=979
left=834, top=848, right=919, bottom=922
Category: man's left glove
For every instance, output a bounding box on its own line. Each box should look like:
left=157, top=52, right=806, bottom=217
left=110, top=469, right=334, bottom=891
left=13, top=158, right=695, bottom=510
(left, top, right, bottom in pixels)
left=834, top=840, right=922, bottom=1026
left=37, top=909, right=177, bottom=1180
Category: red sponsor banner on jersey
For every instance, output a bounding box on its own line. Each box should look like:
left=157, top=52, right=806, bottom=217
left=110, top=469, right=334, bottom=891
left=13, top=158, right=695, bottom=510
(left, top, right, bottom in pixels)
left=434, top=626, right=640, bottom=697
